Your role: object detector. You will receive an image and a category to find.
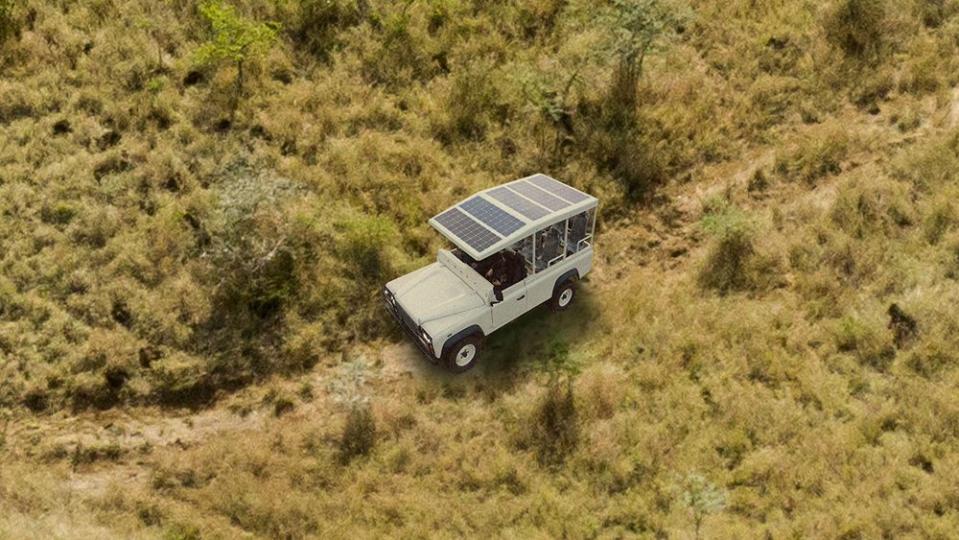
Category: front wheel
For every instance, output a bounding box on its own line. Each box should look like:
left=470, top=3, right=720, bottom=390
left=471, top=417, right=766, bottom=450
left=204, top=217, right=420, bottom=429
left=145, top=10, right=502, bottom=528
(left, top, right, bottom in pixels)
left=549, top=280, right=576, bottom=312
left=443, top=335, right=483, bottom=373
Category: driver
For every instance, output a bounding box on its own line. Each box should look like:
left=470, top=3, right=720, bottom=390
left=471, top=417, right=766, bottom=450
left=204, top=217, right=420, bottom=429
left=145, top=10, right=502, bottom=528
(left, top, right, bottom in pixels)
left=483, top=252, right=508, bottom=288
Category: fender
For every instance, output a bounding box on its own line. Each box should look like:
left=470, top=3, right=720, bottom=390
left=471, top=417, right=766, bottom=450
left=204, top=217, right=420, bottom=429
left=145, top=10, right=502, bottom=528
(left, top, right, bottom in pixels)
left=553, top=269, right=580, bottom=295
left=441, top=325, right=485, bottom=358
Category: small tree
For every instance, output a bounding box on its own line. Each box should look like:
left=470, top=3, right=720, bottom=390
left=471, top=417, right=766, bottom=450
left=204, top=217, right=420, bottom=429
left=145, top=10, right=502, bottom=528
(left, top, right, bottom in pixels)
left=195, top=1, right=280, bottom=115
left=519, top=68, right=582, bottom=164
left=680, top=473, right=727, bottom=540
left=598, top=0, right=684, bottom=116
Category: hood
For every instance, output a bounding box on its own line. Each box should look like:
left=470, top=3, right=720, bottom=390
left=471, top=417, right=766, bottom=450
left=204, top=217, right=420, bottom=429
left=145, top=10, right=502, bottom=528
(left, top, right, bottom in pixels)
left=388, top=262, right=486, bottom=325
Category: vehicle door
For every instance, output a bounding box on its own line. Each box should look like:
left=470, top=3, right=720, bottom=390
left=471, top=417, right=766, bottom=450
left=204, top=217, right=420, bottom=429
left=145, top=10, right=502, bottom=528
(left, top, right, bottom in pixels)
left=491, top=280, right=528, bottom=329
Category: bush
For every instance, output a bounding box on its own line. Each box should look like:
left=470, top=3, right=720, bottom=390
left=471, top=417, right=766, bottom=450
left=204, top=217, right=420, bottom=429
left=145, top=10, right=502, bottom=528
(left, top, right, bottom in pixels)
left=205, top=163, right=304, bottom=325
left=697, top=202, right=766, bottom=294
left=339, top=405, right=376, bottom=463
left=824, top=0, right=887, bottom=60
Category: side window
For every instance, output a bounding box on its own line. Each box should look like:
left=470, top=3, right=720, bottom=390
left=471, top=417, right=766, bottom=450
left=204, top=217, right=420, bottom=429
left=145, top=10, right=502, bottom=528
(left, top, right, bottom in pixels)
left=566, top=208, right=595, bottom=255
left=511, top=235, right=535, bottom=276
left=534, top=222, right=565, bottom=273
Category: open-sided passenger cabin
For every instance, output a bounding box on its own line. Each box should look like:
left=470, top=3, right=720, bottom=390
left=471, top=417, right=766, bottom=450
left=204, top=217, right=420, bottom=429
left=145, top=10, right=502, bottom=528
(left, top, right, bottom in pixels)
left=429, top=173, right=597, bottom=312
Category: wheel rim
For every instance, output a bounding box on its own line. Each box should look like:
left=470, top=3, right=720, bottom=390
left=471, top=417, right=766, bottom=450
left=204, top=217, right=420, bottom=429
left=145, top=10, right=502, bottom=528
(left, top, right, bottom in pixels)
left=455, top=344, right=477, bottom=367
left=558, top=288, right=573, bottom=307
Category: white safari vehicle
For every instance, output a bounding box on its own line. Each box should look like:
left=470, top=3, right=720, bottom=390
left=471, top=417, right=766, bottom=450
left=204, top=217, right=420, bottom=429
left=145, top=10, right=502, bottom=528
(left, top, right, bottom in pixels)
left=384, top=174, right=597, bottom=372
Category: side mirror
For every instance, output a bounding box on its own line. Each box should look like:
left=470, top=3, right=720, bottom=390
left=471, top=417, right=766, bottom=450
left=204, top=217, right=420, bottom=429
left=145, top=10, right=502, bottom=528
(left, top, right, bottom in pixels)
left=491, top=288, right=503, bottom=304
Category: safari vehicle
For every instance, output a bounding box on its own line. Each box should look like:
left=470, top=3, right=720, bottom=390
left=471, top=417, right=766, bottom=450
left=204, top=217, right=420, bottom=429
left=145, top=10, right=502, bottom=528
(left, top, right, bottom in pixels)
left=384, top=174, right=597, bottom=372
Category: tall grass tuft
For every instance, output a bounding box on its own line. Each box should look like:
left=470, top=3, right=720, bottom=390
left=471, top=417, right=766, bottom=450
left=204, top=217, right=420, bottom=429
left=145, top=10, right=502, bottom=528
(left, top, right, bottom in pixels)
left=824, top=0, right=887, bottom=61
left=529, top=341, right=580, bottom=465
left=0, top=0, right=18, bottom=43
left=339, top=405, right=376, bottom=463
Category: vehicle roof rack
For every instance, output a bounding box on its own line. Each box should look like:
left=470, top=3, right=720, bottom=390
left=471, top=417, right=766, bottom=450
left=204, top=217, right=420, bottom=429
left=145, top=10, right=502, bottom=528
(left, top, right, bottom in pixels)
left=429, top=174, right=598, bottom=260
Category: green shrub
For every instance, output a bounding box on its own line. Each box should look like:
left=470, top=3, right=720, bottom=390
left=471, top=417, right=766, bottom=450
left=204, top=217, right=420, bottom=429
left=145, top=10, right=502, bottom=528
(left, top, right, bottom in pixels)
left=339, top=405, right=375, bottom=463
left=195, top=1, right=281, bottom=113
left=596, top=0, right=684, bottom=114
left=698, top=202, right=762, bottom=294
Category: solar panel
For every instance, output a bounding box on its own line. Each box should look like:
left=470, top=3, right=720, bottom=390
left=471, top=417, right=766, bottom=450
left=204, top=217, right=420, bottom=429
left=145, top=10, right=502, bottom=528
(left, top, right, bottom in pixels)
left=433, top=207, right=501, bottom=252
left=487, top=186, right=551, bottom=221
left=459, top=196, right=525, bottom=236
left=528, top=174, right=590, bottom=203
left=508, top=181, right=570, bottom=212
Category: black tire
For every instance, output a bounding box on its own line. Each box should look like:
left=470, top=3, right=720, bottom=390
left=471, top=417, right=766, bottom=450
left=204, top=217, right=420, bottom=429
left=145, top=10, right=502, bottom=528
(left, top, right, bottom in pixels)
left=549, top=279, right=576, bottom=312
left=443, top=335, right=483, bottom=373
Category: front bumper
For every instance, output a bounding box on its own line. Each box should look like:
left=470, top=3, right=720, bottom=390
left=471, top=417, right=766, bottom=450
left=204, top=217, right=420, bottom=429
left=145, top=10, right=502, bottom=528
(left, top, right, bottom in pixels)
left=383, top=287, right=437, bottom=362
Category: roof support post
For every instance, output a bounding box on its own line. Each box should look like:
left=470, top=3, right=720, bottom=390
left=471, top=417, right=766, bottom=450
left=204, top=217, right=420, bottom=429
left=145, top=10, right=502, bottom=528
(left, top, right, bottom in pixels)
left=590, top=208, right=597, bottom=244
left=532, top=230, right=537, bottom=273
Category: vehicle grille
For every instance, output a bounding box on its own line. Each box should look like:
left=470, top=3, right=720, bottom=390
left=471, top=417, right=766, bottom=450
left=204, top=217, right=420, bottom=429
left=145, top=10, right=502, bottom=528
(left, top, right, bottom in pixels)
left=384, top=288, right=435, bottom=361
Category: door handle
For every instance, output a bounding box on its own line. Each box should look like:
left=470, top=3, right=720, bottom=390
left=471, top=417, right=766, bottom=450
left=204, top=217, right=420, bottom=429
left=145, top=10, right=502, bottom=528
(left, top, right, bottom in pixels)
left=517, top=295, right=525, bottom=301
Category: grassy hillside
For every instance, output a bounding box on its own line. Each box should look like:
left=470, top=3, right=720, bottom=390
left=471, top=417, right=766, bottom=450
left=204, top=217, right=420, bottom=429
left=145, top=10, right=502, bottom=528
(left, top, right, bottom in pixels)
left=3, top=0, right=959, bottom=538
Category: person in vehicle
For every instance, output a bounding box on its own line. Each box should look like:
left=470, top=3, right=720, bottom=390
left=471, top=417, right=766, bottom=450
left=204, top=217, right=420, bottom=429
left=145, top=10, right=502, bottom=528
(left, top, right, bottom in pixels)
left=478, top=250, right=526, bottom=289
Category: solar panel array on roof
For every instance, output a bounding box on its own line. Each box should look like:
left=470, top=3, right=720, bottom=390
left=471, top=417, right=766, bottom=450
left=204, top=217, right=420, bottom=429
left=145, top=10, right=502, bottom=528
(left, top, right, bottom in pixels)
left=528, top=174, right=590, bottom=203
left=433, top=207, right=501, bottom=252
left=509, top=181, right=570, bottom=211
left=487, top=186, right=550, bottom=221
left=460, top=196, right=525, bottom=236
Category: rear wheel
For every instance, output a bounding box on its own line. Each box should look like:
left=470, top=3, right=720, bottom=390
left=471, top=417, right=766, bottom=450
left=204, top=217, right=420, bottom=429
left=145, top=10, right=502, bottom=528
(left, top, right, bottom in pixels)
left=549, top=279, right=576, bottom=312
left=443, top=335, right=483, bottom=373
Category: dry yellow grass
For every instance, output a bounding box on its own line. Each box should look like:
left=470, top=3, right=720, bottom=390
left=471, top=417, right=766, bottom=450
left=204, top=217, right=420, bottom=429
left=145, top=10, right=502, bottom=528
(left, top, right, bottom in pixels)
left=3, top=0, right=959, bottom=538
